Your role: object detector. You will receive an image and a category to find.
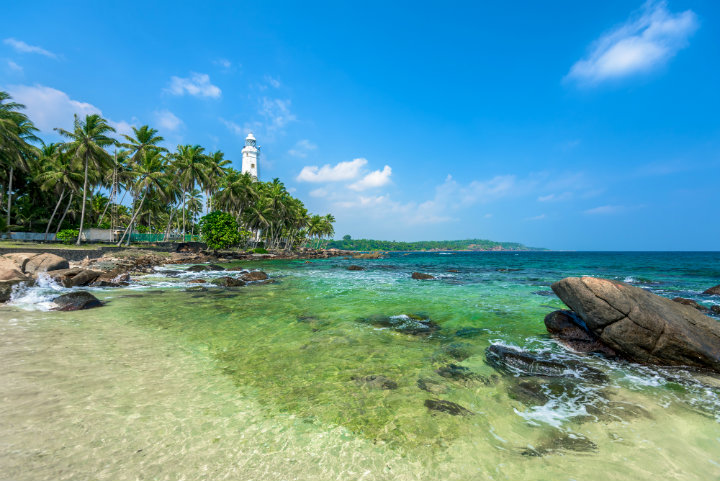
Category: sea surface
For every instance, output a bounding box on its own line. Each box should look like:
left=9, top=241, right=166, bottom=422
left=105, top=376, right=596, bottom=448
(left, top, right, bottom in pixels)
left=1, top=251, right=719, bottom=481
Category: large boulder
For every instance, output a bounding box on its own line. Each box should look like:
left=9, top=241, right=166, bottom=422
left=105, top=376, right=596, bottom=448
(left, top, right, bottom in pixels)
left=0, top=267, right=30, bottom=282
left=52, top=291, right=102, bottom=311
left=24, top=253, right=69, bottom=274
left=46, top=268, right=102, bottom=287
left=544, top=310, right=616, bottom=356
left=552, top=277, right=720, bottom=371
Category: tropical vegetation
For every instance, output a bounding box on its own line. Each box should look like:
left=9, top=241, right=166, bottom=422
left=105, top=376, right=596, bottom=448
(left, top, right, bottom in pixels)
left=0, top=90, right=335, bottom=250
left=326, top=236, right=543, bottom=252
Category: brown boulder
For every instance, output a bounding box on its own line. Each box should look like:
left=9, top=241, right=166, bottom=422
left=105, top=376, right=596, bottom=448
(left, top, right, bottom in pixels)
left=241, top=271, right=269, bottom=282
left=24, top=253, right=69, bottom=274
left=672, top=297, right=709, bottom=312
left=52, top=291, right=102, bottom=311
left=552, top=277, right=720, bottom=371
left=347, top=265, right=365, bottom=271
left=544, top=310, right=616, bottom=356
left=0, top=279, right=28, bottom=303
left=412, top=272, right=434, bottom=280
left=704, top=284, right=720, bottom=296
left=0, top=267, right=30, bottom=282
left=47, top=268, right=102, bottom=288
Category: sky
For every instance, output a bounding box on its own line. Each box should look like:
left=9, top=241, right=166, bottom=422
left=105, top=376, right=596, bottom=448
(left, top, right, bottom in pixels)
left=1, top=0, right=719, bottom=250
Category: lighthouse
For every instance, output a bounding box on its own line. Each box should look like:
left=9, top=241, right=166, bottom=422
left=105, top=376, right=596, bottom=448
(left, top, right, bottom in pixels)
left=241, top=132, right=259, bottom=179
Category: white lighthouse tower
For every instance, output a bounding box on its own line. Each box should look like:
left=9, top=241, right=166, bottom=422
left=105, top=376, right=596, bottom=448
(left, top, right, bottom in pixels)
left=241, top=132, right=259, bottom=179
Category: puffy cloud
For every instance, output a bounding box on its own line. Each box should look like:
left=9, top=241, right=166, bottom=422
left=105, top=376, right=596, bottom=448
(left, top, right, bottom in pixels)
left=288, top=139, right=317, bottom=158
left=4, top=84, right=132, bottom=135
left=297, top=158, right=367, bottom=183
left=3, top=38, right=56, bottom=58
left=260, top=97, right=296, bottom=129
left=154, top=109, right=183, bottom=131
left=349, top=165, right=392, bottom=191
left=167, top=72, right=221, bottom=98
left=566, top=1, right=698, bottom=84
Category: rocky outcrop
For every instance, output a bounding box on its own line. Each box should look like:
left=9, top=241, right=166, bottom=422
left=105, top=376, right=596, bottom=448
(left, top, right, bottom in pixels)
left=52, top=291, right=102, bottom=311
left=24, top=253, right=69, bottom=274
left=552, top=277, right=720, bottom=371
left=672, top=297, right=709, bottom=312
left=241, top=271, right=269, bottom=282
left=411, top=272, right=434, bottom=280
left=704, top=284, right=720, bottom=296
left=0, top=267, right=30, bottom=282
left=544, top=310, right=616, bottom=356
left=0, top=279, right=27, bottom=303
left=211, top=276, right=246, bottom=287
left=358, top=313, right=440, bottom=336
left=485, top=344, right=607, bottom=382
left=46, top=268, right=102, bottom=288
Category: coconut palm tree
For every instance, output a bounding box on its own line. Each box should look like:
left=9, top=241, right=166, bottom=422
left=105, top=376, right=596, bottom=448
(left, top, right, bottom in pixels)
left=36, top=144, right=83, bottom=240
left=171, top=144, right=208, bottom=235
left=204, top=150, right=231, bottom=212
left=56, top=114, right=116, bottom=244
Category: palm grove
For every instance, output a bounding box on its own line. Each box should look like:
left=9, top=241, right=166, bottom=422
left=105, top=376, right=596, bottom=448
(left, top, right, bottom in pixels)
left=0, top=91, right=335, bottom=249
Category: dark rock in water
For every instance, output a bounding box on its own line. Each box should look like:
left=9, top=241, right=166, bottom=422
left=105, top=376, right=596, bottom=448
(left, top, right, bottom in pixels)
left=703, top=284, right=720, bottom=296
left=186, top=264, right=210, bottom=272
left=352, top=374, right=398, bottom=390
left=454, top=327, right=486, bottom=339
left=424, top=399, right=473, bottom=416
left=447, top=269, right=460, bottom=273
left=0, top=279, right=27, bottom=303
left=47, top=268, right=101, bottom=287
left=485, top=344, right=608, bottom=383
left=521, top=433, right=597, bottom=457
left=436, top=342, right=473, bottom=361
left=533, top=290, right=556, bottom=297
left=583, top=401, right=652, bottom=422
left=436, top=363, right=482, bottom=382
left=225, top=266, right=248, bottom=272
left=347, top=265, right=365, bottom=271
left=211, top=276, right=246, bottom=287
left=507, top=380, right=550, bottom=405
left=52, top=291, right=102, bottom=311
left=412, top=272, right=434, bottom=280
left=241, top=271, right=269, bottom=282
left=712, top=306, right=720, bottom=315
left=552, top=276, right=720, bottom=371
left=188, top=279, right=206, bottom=283
left=496, top=268, right=521, bottom=272
left=157, top=269, right=183, bottom=276
left=417, top=378, right=449, bottom=394
left=359, top=313, right=440, bottom=336
left=207, top=264, right=225, bottom=271
left=544, top=310, right=617, bottom=356
left=673, top=297, right=709, bottom=312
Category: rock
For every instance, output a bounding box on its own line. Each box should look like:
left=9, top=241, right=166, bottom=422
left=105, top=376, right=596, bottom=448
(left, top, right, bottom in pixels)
left=544, top=310, right=616, bottom=356
left=533, top=290, right=556, bottom=297
left=241, top=271, right=269, bottom=282
left=521, top=433, right=597, bottom=457
left=673, top=297, right=709, bottom=311
left=436, top=364, right=486, bottom=382
left=417, top=378, right=449, bottom=394
left=352, top=374, right=398, bottom=390
left=1, top=253, right=33, bottom=271
left=186, top=265, right=211, bottom=272
left=211, top=276, right=246, bottom=287
left=412, top=272, right=434, bottom=280
left=424, top=399, right=473, bottom=416
left=485, top=344, right=607, bottom=383
left=703, top=284, right=720, bottom=296
left=46, top=268, right=102, bottom=288
left=0, top=267, right=30, bottom=282
left=347, top=265, right=365, bottom=271
left=507, top=380, right=550, bottom=405
left=157, top=269, right=183, bottom=276
left=552, top=277, right=720, bottom=371
left=712, top=306, right=720, bottom=315
left=447, top=269, right=460, bottom=273
left=0, top=279, right=28, bottom=303
left=359, top=313, right=440, bottom=336
left=188, top=279, right=206, bottom=284
left=225, top=266, right=248, bottom=272
left=353, top=253, right=382, bottom=259
left=435, top=343, right=473, bottom=362
left=206, top=264, right=225, bottom=271
left=52, top=291, right=102, bottom=311
left=23, top=253, right=69, bottom=274
left=454, top=327, right=486, bottom=338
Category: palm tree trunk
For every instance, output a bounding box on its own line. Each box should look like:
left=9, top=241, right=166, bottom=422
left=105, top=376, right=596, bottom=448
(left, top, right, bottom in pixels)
left=164, top=208, right=176, bottom=241
left=45, top=188, right=65, bottom=241
left=55, top=192, right=74, bottom=236
left=182, top=189, right=186, bottom=236
left=76, top=155, right=89, bottom=245
left=6, top=166, right=13, bottom=231
left=98, top=165, right=116, bottom=226
left=117, top=192, right=147, bottom=246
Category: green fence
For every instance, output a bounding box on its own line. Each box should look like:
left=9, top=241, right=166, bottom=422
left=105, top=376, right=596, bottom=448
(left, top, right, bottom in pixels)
left=129, top=233, right=201, bottom=243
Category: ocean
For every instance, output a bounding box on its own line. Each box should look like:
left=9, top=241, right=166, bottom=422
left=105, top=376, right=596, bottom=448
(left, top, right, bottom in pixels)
left=1, top=251, right=719, bottom=480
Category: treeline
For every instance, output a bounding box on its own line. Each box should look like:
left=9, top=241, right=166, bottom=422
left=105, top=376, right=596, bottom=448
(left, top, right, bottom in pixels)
left=0, top=91, right=334, bottom=248
left=326, top=237, right=543, bottom=251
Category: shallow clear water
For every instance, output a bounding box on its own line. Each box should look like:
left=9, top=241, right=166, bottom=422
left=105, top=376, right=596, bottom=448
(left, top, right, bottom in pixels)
left=1, top=251, right=719, bottom=480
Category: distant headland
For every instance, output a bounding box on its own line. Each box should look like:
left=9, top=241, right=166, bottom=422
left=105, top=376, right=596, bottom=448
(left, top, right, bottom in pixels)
left=325, top=237, right=547, bottom=252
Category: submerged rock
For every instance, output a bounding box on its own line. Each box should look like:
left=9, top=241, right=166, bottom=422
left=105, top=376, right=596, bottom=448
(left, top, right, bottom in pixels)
left=359, top=313, right=440, bottom=336
left=521, top=433, right=597, bottom=457
left=417, top=378, right=449, bottom=394
left=211, top=276, right=246, bottom=287
left=424, top=399, right=473, bottom=416
left=435, top=342, right=473, bottom=362
left=352, top=374, right=398, bottom=390
left=703, top=284, right=720, bottom=296
left=411, top=272, right=434, bottom=280
left=507, top=380, right=550, bottom=405
left=347, top=265, right=365, bottom=271
left=552, top=276, right=720, bottom=371
left=436, top=363, right=487, bottom=383
left=241, top=271, right=269, bottom=282
left=52, top=291, right=102, bottom=311
left=454, top=327, right=486, bottom=339
left=672, top=297, right=709, bottom=312
left=485, top=344, right=607, bottom=383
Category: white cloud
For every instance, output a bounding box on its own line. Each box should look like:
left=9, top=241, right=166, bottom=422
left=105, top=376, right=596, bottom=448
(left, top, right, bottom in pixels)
left=3, top=38, right=56, bottom=58
left=4, top=84, right=132, bottom=135
left=288, top=139, right=317, bottom=158
left=155, top=109, right=183, bottom=131
left=349, top=165, right=392, bottom=191
left=167, top=72, right=221, bottom=98
left=584, top=205, right=624, bottom=215
left=264, top=75, right=281, bottom=88
left=214, top=58, right=232, bottom=69
left=220, top=118, right=247, bottom=136
left=538, top=192, right=573, bottom=202
left=260, top=97, right=296, bottom=129
left=297, top=158, right=367, bottom=183
left=7, top=60, right=22, bottom=72
left=526, top=214, right=547, bottom=221
left=566, top=1, right=698, bottom=84
left=309, top=188, right=328, bottom=198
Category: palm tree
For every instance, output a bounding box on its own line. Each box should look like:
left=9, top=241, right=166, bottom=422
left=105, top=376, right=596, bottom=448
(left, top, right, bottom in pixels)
left=36, top=143, right=83, bottom=240
left=121, top=125, right=166, bottom=164
left=171, top=144, right=208, bottom=235
left=186, top=188, right=203, bottom=235
left=0, top=91, right=40, bottom=231
left=56, top=114, right=116, bottom=244
left=204, top=150, right=230, bottom=212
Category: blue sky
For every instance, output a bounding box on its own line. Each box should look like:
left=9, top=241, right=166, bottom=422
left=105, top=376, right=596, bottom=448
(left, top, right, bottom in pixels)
left=2, top=0, right=719, bottom=250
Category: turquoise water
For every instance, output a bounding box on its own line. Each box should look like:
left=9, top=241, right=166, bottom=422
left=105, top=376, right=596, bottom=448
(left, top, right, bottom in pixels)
left=1, top=251, right=719, bottom=480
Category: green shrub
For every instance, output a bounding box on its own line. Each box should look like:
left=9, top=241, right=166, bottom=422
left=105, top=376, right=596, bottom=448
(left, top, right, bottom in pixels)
left=252, top=247, right=269, bottom=254
left=57, top=229, right=79, bottom=244
left=199, top=211, right=242, bottom=250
